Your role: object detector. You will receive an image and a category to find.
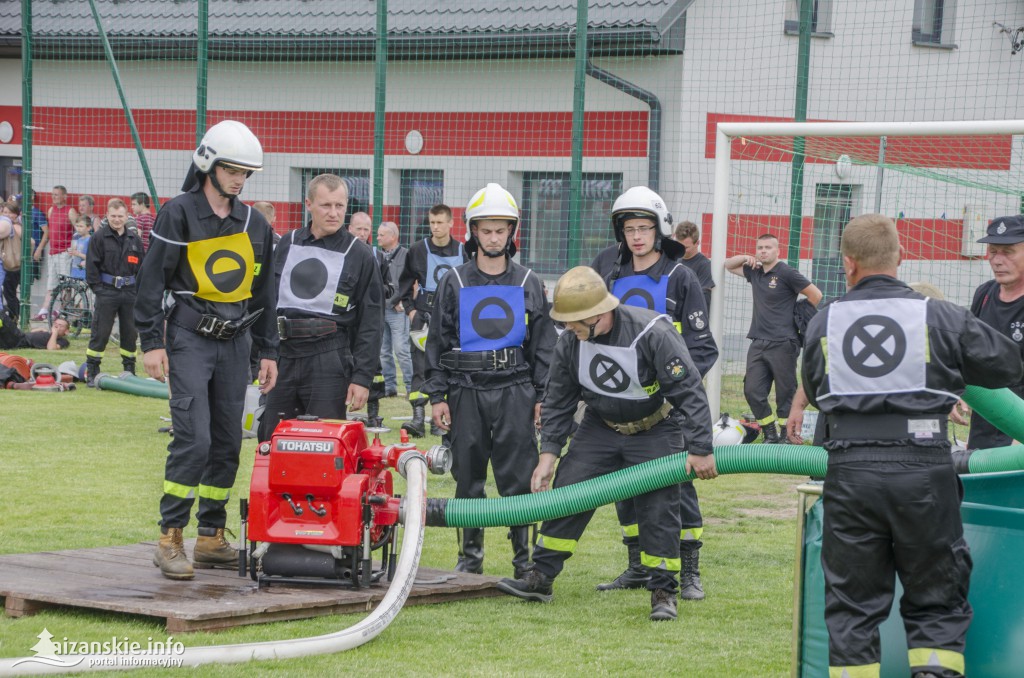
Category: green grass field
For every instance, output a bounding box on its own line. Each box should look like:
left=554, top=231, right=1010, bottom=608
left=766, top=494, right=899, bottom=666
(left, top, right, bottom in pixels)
left=1, top=339, right=808, bottom=677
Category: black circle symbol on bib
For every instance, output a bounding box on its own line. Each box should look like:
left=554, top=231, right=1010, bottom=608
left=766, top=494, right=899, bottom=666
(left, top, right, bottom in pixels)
left=471, top=297, right=515, bottom=340
left=434, top=264, right=453, bottom=285
left=589, top=354, right=630, bottom=393
left=204, top=250, right=247, bottom=294
left=289, top=258, right=329, bottom=300
left=619, top=288, right=656, bottom=310
left=842, top=315, right=906, bottom=378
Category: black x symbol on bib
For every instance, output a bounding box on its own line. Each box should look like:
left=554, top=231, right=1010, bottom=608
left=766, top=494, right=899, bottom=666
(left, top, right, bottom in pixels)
left=589, top=355, right=630, bottom=393
left=842, top=315, right=906, bottom=378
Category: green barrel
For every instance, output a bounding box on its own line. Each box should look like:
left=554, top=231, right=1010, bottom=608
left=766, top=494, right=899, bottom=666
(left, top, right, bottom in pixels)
left=798, top=471, right=1024, bottom=677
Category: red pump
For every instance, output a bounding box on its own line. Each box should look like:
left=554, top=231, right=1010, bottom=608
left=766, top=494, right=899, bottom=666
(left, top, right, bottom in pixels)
left=243, top=416, right=449, bottom=588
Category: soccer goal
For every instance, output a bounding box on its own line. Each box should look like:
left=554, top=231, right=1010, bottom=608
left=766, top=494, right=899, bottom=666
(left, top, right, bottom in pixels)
left=705, top=119, right=1024, bottom=424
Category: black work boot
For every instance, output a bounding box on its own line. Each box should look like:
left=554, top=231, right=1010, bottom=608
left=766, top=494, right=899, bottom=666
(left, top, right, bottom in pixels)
left=509, top=525, right=535, bottom=579
left=86, top=358, right=102, bottom=388
left=454, top=527, right=484, bottom=574
left=679, top=540, right=705, bottom=601
left=193, top=527, right=238, bottom=569
left=402, top=403, right=426, bottom=438
left=650, top=588, right=678, bottom=621
left=366, top=400, right=383, bottom=428
left=122, top=356, right=137, bottom=376
left=596, top=536, right=651, bottom=591
left=496, top=568, right=554, bottom=603
left=761, top=421, right=782, bottom=444
left=153, top=527, right=194, bottom=580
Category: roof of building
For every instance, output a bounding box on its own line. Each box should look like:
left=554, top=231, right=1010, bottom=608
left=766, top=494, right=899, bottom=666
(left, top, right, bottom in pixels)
left=0, top=0, right=690, bottom=59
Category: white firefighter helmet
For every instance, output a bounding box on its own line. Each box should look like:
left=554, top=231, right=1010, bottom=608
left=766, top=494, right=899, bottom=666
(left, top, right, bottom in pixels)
left=58, top=360, right=79, bottom=380
left=465, top=183, right=520, bottom=227
left=410, top=327, right=429, bottom=352
left=611, top=186, right=673, bottom=239
left=465, top=183, right=521, bottom=257
left=193, top=120, right=264, bottom=174
left=712, top=415, right=746, bottom=447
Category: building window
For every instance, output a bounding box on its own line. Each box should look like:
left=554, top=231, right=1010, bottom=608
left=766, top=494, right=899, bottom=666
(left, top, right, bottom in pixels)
left=784, top=0, right=833, bottom=37
left=913, top=0, right=955, bottom=47
left=520, top=172, right=622, bottom=275
left=399, top=170, right=444, bottom=248
left=300, top=168, right=370, bottom=230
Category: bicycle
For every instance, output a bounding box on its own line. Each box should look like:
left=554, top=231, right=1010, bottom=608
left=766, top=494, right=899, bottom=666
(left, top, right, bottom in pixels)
left=48, top=274, right=92, bottom=338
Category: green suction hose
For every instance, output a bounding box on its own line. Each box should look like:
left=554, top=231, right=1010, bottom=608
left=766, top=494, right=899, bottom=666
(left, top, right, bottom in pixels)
left=94, top=372, right=169, bottom=399
left=963, top=385, right=1024, bottom=444
left=425, top=445, right=828, bottom=528
left=425, top=385, right=1024, bottom=528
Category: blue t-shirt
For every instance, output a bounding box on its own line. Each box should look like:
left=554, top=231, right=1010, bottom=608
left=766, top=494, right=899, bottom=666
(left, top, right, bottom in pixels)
left=70, top=233, right=89, bottom=279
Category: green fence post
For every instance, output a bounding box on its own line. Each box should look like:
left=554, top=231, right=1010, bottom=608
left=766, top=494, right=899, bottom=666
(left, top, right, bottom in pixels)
left=371, top=0, right=388, bottom=237
left=787, top=0, right=812, bottom=266
left=19, top=0, right=32, bottom=328
left=568, top=0, right=589, bottom=268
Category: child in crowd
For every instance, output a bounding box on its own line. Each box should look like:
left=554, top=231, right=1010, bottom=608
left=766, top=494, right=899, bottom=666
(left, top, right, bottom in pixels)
left=69, top=215, right=91, bottom=280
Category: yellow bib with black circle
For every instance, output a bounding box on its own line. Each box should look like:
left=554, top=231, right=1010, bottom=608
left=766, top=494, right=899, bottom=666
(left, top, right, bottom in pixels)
left=187, top=231, right=255, bottom=303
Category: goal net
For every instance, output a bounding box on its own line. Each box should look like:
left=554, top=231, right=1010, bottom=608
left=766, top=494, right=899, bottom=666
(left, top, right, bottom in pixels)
left=706, top=120, right=1024, bottom=440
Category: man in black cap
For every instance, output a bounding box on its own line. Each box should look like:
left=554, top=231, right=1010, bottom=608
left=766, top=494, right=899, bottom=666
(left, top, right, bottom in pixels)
left=950, top=215, right=1024, bottom=449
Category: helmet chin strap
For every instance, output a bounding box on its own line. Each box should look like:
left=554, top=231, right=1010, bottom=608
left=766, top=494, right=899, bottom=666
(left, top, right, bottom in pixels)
left=583, top=319, right=600, bottom=341
left=206, top=165, right=241, bottom=200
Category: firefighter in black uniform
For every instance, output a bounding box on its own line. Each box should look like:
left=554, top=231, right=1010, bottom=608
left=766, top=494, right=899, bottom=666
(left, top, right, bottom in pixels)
left=801, top=214, right=1022, bottom=678
left=84, top=198, right=145, bottom=385
left=135, top=120, right=279, bottom=581
left=426, top=183, right=555, bottom=576
left=497, top=266, right=716, bottom=622
left=261, top=176, right=383, bottom=436
left=950, top=215, right=1024, bottom=450
left=398, top=203, right=468, bottom=437
left=726, top=234, right=822, bottom=443
left=590, top=186, right=718, bottom=601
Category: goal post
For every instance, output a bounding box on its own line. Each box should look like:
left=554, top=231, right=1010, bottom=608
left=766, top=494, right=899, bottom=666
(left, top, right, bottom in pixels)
left=706, top=119, right=1024, bottom=423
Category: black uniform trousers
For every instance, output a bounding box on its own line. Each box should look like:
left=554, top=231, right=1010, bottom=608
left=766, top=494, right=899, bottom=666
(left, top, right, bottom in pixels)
left=407, top=311, right=429, bottom=404
left=2, top=269, right=20, bottom=319
left=614, top=480, right=702, bottom=541
left=449, top=379, right=537, bottom=500
left=823, top=452, right=972, bottom=678
left=533, top=410, right=682, bottom=592
left=161, top=322, right=250, bottom=529
left=260, top=348, right=350, bottom=439
left=88, top=285, right=138, bottom=359
left=744, top=338, right=800, bottom=424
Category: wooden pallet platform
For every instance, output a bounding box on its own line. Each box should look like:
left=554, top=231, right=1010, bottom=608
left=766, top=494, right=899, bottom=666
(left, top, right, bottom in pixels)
left=0, top=540, right=502, bottom=633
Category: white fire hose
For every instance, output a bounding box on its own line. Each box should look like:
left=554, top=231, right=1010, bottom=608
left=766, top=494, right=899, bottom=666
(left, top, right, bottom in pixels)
left=0, top=451, right=429, bottom=676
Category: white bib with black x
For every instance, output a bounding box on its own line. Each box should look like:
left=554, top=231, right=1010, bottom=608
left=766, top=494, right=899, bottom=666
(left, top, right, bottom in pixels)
left=578, top=315, right=664, bottom=400
left=825, top=298, right=927, bottom=396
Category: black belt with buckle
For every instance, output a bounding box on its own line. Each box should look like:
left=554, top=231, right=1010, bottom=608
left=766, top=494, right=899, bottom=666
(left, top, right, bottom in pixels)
left=439, top=347, right=524, bottom=372
left=827, top=413, right=948, bottom=442
left=277, top=316, right=338, bottom=340
left=170, top=303, right=263, bottom=341
left=100, top=273, right=136, bottom=288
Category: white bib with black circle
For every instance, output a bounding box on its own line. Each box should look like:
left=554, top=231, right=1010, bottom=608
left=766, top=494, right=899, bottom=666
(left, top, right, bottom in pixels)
left=277, top=239, right=355, bottom=315
left=826, top=298, right=927, bottom=396
left=578, top=315, right=665, bottom=400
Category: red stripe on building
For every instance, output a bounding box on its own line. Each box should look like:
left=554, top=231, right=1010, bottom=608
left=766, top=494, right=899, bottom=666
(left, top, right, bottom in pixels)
left=705, top=113, right=1012, bottom=170
left=701, top=213, right=968, bottom=261
left=28, top=108, right=647, bottom=158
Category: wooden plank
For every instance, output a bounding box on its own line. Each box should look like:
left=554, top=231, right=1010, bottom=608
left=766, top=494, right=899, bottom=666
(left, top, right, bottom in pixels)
left=3, top=596, right=54, bottom=618
left=0, top=542, right=502, bottom=633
